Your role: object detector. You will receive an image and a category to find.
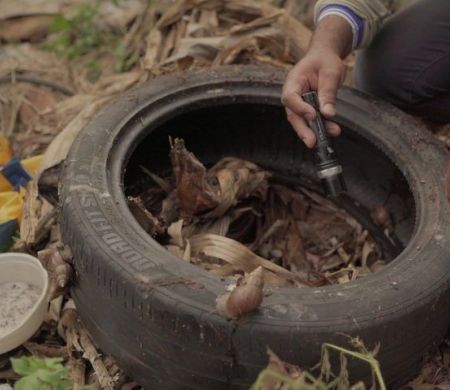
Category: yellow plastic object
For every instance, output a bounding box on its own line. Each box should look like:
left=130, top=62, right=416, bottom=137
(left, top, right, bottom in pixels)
left=21, top=155, right=43, bottom=177
left=0, top=174, right=13, bottom=192
left=0, top=190, right=24, bottom=224
left=0, top=142, right=43, bottom=228
left=0, top=135, right=12, bottom=166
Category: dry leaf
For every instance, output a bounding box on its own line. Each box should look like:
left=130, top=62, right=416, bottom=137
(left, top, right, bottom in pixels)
left=170, top=138, right=220, bottom=215
left=128, top=196, right=163, bottom=236
left=143, top=27, right=163, bottom=69
left=167, top=219, right=185, bottom=247
left=140, top=166, right=172, bottom=194
left=37, top=96, right=110, bottom=178
left=95, top=0, right=145, bottom=31
left=19, top=86, right=57, bottom=128
left=0, top=15, right=53, bottom=42
left=361, top=240, right=375, bottom=268
left=50, top=250, right=72, bottom=288
left=207, top=157, right=270, bottom=217
left=284, top=220, right=308, bottom=270
left=190, top=233, right=310, bottom=286
left=42, top=247, right=73, bottom=299
left=20, top=181, right=56, bottom=247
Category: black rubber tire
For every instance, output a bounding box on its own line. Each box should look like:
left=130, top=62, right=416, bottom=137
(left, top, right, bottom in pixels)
left=61, top=65, right=450, bottom=389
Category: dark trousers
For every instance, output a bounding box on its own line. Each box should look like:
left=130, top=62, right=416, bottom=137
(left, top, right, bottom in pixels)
left=354, top=0, right=450, bottom=123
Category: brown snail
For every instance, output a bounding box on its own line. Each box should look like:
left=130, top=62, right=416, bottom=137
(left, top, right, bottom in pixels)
left=216, top=266, right=264, bottom=319
left=371, top=205, right=391, bottom=228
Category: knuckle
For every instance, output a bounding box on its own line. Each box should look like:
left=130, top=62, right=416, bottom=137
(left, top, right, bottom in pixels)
left=281, top=91, right=297, bottom=106
left=319, top=91, right=335, bottom=102
left=323, top=93, right=336, bottom=102
left=323, top=69, right=340, bottom=79
left=286, top=110, right=296, bottom=121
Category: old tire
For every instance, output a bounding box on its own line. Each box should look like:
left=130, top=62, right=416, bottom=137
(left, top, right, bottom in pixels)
left=61, top=66, right=450, bottom=389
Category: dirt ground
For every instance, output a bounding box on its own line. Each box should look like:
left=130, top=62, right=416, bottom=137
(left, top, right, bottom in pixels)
left=1, top=0, right=450, bottom=389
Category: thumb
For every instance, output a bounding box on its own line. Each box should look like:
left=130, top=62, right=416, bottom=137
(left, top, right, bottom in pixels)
left=318, top=69, right=341, bottom=117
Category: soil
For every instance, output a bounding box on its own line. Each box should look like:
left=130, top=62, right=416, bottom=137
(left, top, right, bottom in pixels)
left=0, top=282, right=40, bottom=338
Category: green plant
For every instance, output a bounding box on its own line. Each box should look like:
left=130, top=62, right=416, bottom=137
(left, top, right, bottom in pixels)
left=251, top=338, right=386, bottom=390
left=44, top=3, right=108, bottom=60
left=86, top=60, right=102, bottom=82
left=43, top=2, right=139, bottom=75
left=11, top=356, right=93, bottom=390
left=11, top=357, right=72, bottom=390
left=114, top=42, right=141, bottom=73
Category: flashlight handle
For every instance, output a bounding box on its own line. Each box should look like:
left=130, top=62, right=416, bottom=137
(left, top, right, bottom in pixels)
left=301, top=91, right=330, bottom=149
left=301, top=91, right=346, bottom=197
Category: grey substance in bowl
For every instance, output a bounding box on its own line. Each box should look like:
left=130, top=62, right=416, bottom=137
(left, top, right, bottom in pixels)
left=0, top=281, right=40, bottom=338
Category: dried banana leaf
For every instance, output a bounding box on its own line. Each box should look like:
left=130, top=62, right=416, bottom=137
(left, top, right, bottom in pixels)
left=190, top=233, right=312, bottom=286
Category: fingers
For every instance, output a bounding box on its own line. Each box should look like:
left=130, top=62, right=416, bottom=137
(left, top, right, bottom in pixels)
left=281, top=58, right=343, bottom=147
left=317, top=68, right=343, bottom=117
left=285, top=108, right=316, bottom=148
left=286, top=111, right=342, bottom=148
left=281, top=75, right=316, bottom=120
left=325, top=120, right=341, bottom=136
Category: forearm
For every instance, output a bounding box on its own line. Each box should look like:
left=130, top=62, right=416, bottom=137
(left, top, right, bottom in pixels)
left=314, top=0, right=389, bottom=49
left=309, top=15, right=353, bottom=59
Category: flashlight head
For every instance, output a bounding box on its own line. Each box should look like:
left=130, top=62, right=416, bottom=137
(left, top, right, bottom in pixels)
left=321, top=174, right=346, bottom=197
left=317, top=164, right=346, bottom=197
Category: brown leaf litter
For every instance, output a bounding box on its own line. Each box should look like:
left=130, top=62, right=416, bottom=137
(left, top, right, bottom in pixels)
left=129, top=138, right=388, bottom=304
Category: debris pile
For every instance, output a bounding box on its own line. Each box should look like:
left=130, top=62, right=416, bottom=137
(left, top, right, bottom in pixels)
left=130, top=138, right=386, bottom=293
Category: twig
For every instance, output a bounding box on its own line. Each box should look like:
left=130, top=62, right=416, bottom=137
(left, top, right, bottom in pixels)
left=0, top=368, right=19, bottom=381
left=68, top=357, right=86, bottom=390
left=23, top=342, right=68, bottom=358
left=62, top=308, right=115, bottom=390
left=140, top=165, right=172, bottom=193
left=322, top=343, right=386, bottom=390
left=6, top=92, right=22, bottom=137
left=78, top=328, right=115, bottom=390
left=0, top=74, right=74, bottom=96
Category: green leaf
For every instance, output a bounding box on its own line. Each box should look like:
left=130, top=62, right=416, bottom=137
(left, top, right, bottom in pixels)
left=14, top=375, right=43, bottom=390
left=11, top=356, right=73, bottom=390
left=43, top=358, right=66, bottom=370
left=11, top=357, right=45, bottom=376
left=50, top=14, right=72, bottom=32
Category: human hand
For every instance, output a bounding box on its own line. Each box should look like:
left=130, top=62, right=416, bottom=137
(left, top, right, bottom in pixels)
left=281, top=48, right=347, bottom=148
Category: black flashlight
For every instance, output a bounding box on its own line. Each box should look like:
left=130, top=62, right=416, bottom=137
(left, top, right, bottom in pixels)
left=301, top=91, right=346, bottom=197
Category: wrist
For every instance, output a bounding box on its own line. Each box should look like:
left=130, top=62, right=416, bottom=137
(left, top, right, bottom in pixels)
left=307, top=45, right=342, bottom=60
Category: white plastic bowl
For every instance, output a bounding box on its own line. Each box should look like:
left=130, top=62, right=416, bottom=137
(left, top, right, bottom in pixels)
left=0, top=253, right=49, bottom=354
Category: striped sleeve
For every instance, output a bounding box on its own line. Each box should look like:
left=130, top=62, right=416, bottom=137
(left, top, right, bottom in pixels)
left=314, top=0, right=390, bottom=50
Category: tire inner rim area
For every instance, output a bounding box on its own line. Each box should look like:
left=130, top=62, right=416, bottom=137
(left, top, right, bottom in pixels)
left=119, top=97, right=417, bottom=287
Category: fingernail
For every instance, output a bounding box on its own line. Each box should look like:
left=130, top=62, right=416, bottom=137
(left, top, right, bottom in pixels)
left=323, top=104, right=335, bottom=116
left=306, top=137, right=316, bottom=148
